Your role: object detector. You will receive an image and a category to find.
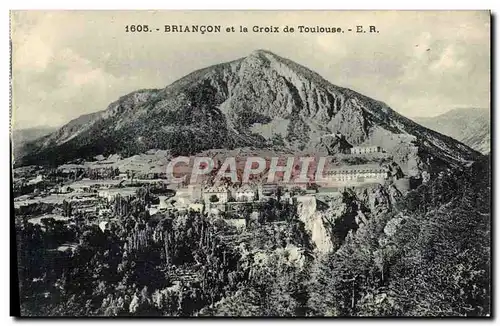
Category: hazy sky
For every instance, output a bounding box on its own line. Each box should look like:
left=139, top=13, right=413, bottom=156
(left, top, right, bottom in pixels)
left=11, top=10, right=490, bottom=129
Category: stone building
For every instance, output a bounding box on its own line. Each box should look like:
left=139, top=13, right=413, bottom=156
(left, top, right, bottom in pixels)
left=260, top=183, right=279, bottom=196
left=324, top=164, right=388, bottom=187
left=350, top=146, right=382, bottom=155
left=235, top=185, right=257, bottom=202
left=203, top=186, right=231, bottom=204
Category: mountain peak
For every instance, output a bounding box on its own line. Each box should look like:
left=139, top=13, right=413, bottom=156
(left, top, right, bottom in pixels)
left=244, top=49, right=282, bottom=65
left=249, top=49, right=277, bottom=57
left=17, top=51, right=480, bottom=170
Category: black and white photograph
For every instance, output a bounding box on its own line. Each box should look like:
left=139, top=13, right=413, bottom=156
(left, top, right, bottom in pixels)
left=9, top=10, right=491, bottom=317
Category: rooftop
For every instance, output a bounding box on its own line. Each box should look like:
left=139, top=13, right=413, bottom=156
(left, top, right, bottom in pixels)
left=326, top=164, right=386, bottom=172
left=351, top=145, right=381, bottom=148
left=204, top=186, right=230, bottom=193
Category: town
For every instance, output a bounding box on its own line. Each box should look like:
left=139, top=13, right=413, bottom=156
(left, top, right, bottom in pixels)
left=14, top=145, right=414, bottom=237
left=13, top=144, right=422, bottom=316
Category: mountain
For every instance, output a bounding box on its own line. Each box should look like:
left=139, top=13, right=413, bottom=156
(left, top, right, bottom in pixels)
left=11, top=126, right=58, bottom=159
left=414, top=108, right=490, bottom=154
left=16, top=50, right=480, bottom=175
left=12, top=126, right=58, bottom=145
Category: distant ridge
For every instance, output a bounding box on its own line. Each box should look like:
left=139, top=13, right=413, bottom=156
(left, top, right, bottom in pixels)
left=414, top=108, right=490, bottom=154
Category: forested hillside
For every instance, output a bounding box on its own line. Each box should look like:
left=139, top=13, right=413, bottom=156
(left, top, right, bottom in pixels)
left=308, top=155, right=491, bottom=316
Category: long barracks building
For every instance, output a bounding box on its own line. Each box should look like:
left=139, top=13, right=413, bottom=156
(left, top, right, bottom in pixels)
left=323, top=164, right=388, bottom=187
left=350, top=146, right=382, bottom=155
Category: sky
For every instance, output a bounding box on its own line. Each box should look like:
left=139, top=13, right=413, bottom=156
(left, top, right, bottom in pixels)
left=10, top=10, right=490, bottom=130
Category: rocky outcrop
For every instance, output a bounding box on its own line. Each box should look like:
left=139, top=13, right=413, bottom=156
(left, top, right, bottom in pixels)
left=297, top=184, right=402, bottom=253
left=296, top=196, right=333, bottom=253
left=312, top=133, right=352, bottom=155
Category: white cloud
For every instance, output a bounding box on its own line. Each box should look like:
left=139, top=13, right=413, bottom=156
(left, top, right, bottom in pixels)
left=14, top=36, right=53, bottom=72
left=429, top=45, right=466, bottom=72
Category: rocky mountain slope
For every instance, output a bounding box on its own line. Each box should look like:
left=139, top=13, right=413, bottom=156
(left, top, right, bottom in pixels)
left=414, top=108, right=490, bottom=154
left=17, top=50, right=480, bottom=175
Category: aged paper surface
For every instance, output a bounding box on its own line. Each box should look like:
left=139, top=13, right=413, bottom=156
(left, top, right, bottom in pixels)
left=11, top=10, right=491, bottom=317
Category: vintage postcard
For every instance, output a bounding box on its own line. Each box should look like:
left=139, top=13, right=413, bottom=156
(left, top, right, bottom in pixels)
left=10, top=10, right=491, bottom=317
